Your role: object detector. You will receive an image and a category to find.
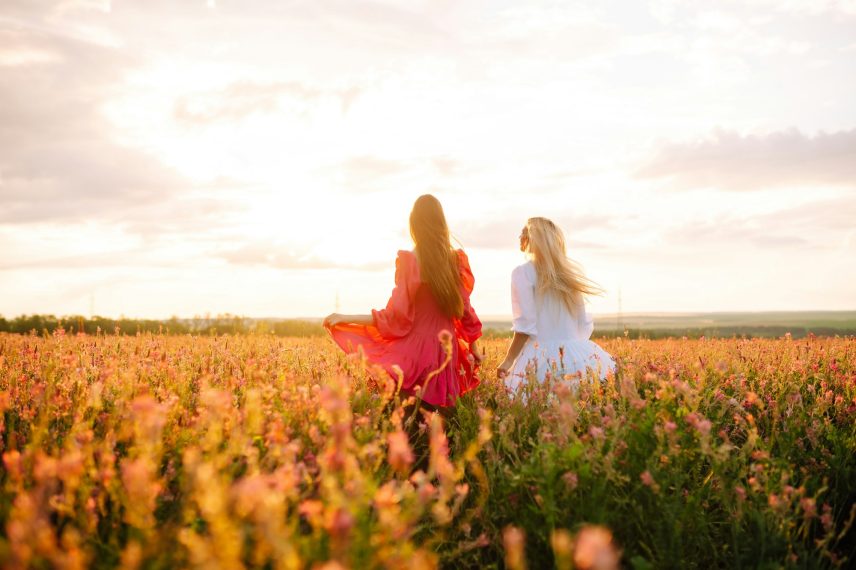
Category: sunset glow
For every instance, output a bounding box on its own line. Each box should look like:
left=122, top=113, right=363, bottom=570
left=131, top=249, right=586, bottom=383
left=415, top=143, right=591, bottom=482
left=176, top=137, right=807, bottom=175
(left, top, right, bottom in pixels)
left=1, top=0, right=854, bottom=319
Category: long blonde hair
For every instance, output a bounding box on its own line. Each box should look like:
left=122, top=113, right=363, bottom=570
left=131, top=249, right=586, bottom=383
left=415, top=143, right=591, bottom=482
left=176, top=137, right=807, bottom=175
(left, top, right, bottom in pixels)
left=525, top=217, right=604, bottom=316
left=409, top=194, right=464, bottom=318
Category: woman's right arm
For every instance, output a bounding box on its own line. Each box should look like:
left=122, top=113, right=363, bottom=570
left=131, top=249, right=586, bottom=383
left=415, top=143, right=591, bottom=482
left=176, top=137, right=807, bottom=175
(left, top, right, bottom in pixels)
left=323, top=252, right=415, bottom=335
left=370, top=251, right=417, bottom=338
left=323, top=313, right=373, bottom=328
left=497, top=332, right=529, bottom=378
left=496, top=265, right=537, bottom=379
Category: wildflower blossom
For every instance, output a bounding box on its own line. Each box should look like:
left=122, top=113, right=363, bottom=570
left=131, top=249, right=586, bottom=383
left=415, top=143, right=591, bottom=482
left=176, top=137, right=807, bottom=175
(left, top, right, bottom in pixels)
left=562, top=471, right=579, bottom=491
left=387, top=430, right=414, bottom=475
left=573, top=525, right=620, bottom=570
left=503, top=526, right=526, bottom=570
left=640, top=470, right=660, bottom=493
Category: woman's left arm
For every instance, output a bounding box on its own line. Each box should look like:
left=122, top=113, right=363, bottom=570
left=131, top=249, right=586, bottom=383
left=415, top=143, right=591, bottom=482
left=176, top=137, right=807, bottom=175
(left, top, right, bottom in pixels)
left=578, top=302, right=594, bottom=339
left=454, top=250, right=484, bottom=363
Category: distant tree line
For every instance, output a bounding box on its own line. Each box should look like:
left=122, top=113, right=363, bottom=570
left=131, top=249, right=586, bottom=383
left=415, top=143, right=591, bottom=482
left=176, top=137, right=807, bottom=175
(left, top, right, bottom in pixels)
left=1, top=315, right=852, bottom=339
left=0, top=314, right=327, bottom=337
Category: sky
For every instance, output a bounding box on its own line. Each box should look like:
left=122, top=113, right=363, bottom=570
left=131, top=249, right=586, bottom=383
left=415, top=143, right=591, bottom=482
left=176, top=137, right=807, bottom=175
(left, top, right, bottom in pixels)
left=1, top=0, right=855, bottom=320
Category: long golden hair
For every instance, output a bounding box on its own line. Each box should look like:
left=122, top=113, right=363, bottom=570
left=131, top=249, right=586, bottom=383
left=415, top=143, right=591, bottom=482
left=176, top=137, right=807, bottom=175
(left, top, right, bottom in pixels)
left=525, top=217, right=604, bottom=316
left=409, top=195, right=464, bottom=318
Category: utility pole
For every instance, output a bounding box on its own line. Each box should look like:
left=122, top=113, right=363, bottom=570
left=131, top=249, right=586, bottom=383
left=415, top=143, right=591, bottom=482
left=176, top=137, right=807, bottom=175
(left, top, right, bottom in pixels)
left=618, top=287, right=624, bottom=336
left=89, top=293, right=95, bottom=319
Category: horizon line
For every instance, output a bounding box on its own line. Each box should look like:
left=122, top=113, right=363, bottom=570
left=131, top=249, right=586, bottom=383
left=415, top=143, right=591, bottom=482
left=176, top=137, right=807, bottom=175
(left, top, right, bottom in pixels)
left=3, top=309, right=856, bottom=322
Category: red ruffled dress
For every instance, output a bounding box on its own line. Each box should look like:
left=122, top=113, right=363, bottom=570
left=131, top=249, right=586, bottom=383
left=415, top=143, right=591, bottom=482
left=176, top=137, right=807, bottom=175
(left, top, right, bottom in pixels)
left=327, top=249, right=483, bottom=408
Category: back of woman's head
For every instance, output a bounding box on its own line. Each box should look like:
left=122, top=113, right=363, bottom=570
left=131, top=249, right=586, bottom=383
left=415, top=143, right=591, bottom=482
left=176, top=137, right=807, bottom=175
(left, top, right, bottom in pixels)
left=526, top=217, right=603, bottom=316
left=410, top=195, right=464, bottom=318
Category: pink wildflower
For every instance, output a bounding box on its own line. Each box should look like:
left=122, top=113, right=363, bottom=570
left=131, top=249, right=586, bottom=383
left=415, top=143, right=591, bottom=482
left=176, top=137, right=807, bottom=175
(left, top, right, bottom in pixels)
left=299, top=500, right=324, bottom=528
left=562, top=471, right=578, bottom=491
left=801, top=497, right=817, bottom=519
left=551, top=529, right=573, bottom=568
left=768, top=493, right=780, bottom=509
left=640, top=471, right=660, bottom=493
left=503, top=526, right=526, bottom=570
left=821, top=503, right=834, bottom=532
left=3, top=450, right=22, bottom=481
left=325, top=508, right=355, bottom=541
left=685, top=412, right=711, bottom=436
left=387, top=430, right=414, bottom=475
left=573, top=525, right=620, bottom=570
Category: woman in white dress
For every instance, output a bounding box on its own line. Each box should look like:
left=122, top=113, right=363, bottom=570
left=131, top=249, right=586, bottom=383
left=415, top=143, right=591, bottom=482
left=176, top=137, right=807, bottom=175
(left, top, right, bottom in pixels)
left=496, top=217, right=615, bottom=393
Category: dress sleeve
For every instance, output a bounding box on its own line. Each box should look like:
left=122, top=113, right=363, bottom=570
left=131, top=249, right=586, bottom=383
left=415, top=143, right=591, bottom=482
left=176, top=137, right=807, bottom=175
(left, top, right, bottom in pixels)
left=372, top=251, right=417, bottom=339
left=455, top=249, right=482, bottom=343
left=578, top=301, right=594, bottom=339
left=510, top=264, right=537, bottom=336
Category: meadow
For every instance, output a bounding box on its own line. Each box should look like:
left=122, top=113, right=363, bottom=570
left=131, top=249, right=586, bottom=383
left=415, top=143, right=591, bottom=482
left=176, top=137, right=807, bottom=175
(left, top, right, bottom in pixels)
left=0, top=330, right=854, bottom=569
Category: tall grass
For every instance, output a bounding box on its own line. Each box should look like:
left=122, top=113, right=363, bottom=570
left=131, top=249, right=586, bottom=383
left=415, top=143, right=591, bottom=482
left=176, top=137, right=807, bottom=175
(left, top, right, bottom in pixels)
left=0, top=331, right=853, bottom=568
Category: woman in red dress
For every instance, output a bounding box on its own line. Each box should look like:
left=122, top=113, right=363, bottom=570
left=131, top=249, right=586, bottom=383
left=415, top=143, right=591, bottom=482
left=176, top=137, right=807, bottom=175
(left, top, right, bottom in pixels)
left=322, top=194, right=483, bottom=410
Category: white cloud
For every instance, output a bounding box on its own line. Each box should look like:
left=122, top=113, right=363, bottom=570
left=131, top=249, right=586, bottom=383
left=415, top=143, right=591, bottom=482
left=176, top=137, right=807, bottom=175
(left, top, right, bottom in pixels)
left=637, top=128, right=856, bottom=191
left=172, top=81, right=363, bottom=125
left=738, top=0, right=856, bottom=17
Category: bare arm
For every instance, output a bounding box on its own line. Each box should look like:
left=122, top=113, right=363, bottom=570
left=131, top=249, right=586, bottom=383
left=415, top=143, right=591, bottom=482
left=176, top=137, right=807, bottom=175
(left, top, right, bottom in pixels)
left=323, top=313, right=374, bottom=327
left=496, top=332, right=530, bottom=379
left=470, top=338, right=484, bottom=365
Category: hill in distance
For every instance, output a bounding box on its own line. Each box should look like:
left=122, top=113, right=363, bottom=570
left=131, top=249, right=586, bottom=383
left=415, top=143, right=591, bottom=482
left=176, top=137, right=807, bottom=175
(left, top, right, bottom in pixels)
left=478, top=310, right=856, bottom=338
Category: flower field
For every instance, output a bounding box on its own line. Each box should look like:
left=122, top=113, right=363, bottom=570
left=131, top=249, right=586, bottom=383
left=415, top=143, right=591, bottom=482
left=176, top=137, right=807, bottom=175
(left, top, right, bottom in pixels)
left=0, top=331, right=854, bottom=569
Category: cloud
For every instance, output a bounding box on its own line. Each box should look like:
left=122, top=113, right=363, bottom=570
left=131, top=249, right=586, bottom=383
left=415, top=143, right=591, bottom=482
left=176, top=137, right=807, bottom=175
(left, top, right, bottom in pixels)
left=664, top=196, right=856, bottom=249
left=0, top=28, right=64, bottom=66
left=432, top=157, right=459, bottom=177
left=215, top=242, right=387, bottom=271
left=652, top=0, right=856, bottom=25
left=174, top=81, right=362, bottom=125
left=452, top=213, right=615, bottom=250
left=0, top=19, right=232, bottom=234
left=341, top=155, right=409, bottom=183
left=637, top=128, right=856, bottom=190
left=737, top=0, right=856, bottom=17
left=756, top=195, right=856, bottom=231
left=329, top=155, right=469, bottom=190
left=174, top=82, right=319, bottom=124
left=0, top=141, right=190, bottom=223
left=111, top=195, right=245, bottom=239
left=0, top=248, right=179, bottom=271
left=666, top=219, right=812, bottom=249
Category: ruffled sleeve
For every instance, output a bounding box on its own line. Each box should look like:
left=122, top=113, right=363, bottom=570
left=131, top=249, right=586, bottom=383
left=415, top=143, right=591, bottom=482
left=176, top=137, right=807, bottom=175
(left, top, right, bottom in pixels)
left=454, top=249, right=482, bottom=343
left=510, top=263, right=537, bottom=336
left=372, top=251, right=417, bottom=339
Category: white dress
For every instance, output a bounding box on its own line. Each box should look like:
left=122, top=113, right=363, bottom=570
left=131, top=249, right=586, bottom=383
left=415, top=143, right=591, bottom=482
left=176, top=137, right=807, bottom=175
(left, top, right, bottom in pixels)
left=504, top=261, right=616, bottom=393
